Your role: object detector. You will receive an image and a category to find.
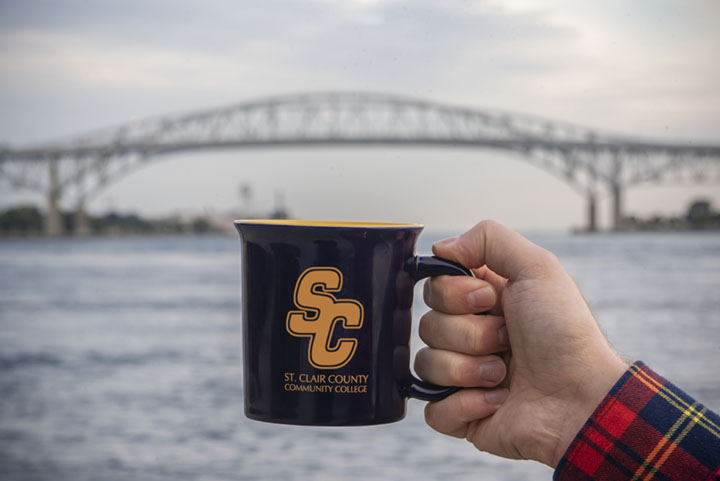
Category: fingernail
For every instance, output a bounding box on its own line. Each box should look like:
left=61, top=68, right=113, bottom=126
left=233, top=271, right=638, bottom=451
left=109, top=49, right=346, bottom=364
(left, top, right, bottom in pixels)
left=485, top=388, right=509, bottom=406
left=498, top=325, right=509, bottom=347
left=433, top=237, right=456, bottom=247
left=468, top=287, right=494, bottom=309
left=478, top=361, right=505, bottom=383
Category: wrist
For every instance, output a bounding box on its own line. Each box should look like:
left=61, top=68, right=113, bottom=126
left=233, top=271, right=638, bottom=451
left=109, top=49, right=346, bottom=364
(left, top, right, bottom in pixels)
left=548, top=356, right=629, bottom=467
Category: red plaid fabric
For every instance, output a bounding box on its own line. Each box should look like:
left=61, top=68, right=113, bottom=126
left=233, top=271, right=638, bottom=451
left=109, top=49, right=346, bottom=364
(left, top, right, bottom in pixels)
left=554, top=362, right=720, bottom=481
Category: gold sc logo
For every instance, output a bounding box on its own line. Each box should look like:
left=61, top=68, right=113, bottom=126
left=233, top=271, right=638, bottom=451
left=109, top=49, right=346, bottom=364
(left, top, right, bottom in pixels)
left=286, top=267, right=364, bottom=369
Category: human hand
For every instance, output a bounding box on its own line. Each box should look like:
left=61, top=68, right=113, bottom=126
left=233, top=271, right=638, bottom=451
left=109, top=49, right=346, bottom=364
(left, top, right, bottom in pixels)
left=415, top=220, right=628, bottom=467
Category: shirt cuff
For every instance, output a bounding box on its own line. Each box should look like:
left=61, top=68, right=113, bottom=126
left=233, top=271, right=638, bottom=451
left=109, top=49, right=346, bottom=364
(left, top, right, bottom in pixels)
left=553, top=361, right=720, bottom=481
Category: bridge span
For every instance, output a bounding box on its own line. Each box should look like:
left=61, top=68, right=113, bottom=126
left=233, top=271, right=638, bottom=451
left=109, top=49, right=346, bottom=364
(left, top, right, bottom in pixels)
left=1, top=91, right=719, bottom=235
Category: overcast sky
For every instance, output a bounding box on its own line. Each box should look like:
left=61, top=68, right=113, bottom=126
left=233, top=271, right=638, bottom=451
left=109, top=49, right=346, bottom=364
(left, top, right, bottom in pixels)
left=1, top=0, right=719, bottom=232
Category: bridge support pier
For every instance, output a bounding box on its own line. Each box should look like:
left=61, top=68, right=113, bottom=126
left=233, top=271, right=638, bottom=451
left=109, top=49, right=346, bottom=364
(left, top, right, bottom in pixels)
left=45, top=157, right=63, bottom=237
left=612, top=182, right=623, bottom=231
left=586, top=191, right=597, bottom=232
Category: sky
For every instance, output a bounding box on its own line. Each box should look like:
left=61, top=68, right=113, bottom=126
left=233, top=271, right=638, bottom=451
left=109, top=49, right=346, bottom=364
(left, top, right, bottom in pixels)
left=1, top=0, right=719, bottom=232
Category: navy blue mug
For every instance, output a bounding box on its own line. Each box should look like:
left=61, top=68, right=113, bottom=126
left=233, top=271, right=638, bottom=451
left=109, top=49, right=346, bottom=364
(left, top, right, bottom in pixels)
left=235, top=220, right=472, bottom=426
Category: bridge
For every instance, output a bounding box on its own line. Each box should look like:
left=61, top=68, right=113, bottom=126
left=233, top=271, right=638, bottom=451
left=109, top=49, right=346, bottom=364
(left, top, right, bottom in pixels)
left=1, top=91, right=719, bottom=235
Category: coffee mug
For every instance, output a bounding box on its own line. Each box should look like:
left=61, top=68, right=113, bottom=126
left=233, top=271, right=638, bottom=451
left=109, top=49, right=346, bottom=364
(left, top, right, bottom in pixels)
left=235, top=220, right=472, bottom=426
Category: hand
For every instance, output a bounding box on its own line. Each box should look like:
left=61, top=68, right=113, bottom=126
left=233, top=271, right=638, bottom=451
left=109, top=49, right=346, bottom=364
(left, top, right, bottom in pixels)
left=415, top=220, right=628, bottom=467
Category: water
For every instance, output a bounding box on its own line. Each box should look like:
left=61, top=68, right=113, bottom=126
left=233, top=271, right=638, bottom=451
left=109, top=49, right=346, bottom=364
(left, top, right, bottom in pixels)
left=1, top=232, right=719, bottom=480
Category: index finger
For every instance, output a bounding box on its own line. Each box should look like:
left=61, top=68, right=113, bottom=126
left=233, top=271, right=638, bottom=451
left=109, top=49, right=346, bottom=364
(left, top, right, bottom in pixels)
left=432, top=220, right=558, bottom=281
left=423, top=275, right=497, bottom=314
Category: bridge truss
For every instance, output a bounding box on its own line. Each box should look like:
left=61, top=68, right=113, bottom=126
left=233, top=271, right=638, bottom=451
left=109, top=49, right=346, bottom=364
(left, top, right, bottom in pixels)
left=1, top=91, right=719, bottom=234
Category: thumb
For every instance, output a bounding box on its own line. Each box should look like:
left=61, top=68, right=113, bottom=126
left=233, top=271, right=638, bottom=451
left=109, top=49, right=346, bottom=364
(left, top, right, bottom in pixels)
left=432, top=220, right=557, bottom=281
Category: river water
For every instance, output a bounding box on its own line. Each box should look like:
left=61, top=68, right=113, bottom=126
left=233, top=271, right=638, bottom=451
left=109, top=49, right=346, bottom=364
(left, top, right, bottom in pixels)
left=1, top=232, right=719, bottom=480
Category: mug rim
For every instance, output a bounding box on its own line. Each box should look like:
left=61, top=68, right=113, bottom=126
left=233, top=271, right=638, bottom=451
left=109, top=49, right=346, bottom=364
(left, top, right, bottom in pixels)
left=233, top=219, right=424, bottom=229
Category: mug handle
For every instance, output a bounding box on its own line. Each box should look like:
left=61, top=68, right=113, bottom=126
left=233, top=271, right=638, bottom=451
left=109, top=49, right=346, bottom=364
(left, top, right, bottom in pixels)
left=407, top=255, right=473, bottom=401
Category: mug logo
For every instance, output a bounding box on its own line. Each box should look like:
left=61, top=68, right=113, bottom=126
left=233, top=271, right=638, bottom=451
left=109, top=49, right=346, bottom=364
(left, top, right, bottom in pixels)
left=286, top=267, right=364, bottom=369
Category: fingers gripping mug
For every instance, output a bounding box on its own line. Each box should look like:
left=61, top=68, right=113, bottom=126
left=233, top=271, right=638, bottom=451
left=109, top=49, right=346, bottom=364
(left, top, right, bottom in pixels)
left=235, top=220, right=471, bottom=426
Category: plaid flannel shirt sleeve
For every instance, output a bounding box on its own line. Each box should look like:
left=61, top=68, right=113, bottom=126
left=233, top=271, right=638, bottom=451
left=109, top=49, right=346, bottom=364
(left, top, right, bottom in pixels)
left=554, top=362, right=720, bottom=481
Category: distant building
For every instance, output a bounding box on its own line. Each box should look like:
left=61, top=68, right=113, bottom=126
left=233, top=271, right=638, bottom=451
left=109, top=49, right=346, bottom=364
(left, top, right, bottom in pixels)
left=613, top=199, right=719, bottom=233
left=686, top=200, right=711, bottom=223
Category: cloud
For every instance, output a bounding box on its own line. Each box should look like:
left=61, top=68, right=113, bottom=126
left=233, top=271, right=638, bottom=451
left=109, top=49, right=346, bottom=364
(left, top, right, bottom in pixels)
left=1, top=0, right=718, bottom=139
left=0, top=30, right=287, bottom=90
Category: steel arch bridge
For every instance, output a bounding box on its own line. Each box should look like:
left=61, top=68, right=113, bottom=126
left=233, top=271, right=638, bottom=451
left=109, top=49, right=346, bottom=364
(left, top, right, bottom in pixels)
left=1, top=91, right=719, bottom=235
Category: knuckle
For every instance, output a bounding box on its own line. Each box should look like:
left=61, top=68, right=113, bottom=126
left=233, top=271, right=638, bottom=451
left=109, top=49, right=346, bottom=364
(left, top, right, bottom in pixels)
left=518, top=247, right=561, bottom=279
left=455, top=391, right=475, bottom=423
left=452, top=356, right=477, bottom=385
left=479, top=219, right=500, bottom=232
left=469, top=219, right=499, bottom=245
left=467, top=219, right=495, bottom=237
left=538, top=247, right=560, bottom=267
left=467, top=320, right=488, bottom=354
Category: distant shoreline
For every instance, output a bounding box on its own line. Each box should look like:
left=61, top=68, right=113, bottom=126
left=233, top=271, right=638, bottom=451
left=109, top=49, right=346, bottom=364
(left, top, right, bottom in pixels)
left=2, top=201, right=719, bottom=238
